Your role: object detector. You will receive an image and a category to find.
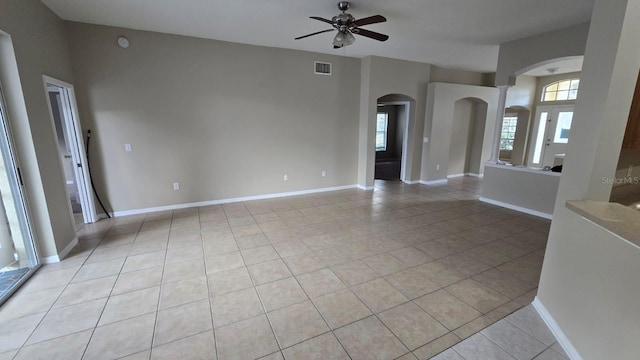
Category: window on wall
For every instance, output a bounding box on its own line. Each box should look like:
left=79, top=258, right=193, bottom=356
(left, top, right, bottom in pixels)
left=500, top=115, right=518, bottom=151
left=542, top=79, right=580, bottom=102
left=376, top=112, right=388, bottom=151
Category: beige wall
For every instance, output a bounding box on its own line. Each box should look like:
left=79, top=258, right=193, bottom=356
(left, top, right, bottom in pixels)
left=430, top=66, right=490, bottom=86
left=66, top=22, right=361, bottom=212
left=448, top=99, right=474, bottom=175
left=496, top=23, right=589, bottom=86
left=358, top=56, right=431, bottom=187
left=537, top=0, right=640, bottom=358
left=0, top=0, right=77, bottom=259
left=481, top=164, right=560, bottom=216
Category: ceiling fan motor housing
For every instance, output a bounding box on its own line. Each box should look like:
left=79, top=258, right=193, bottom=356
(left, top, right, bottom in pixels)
left=337, top=1, right=351, bottom=11
left=332, top=13, right=354, bottom=27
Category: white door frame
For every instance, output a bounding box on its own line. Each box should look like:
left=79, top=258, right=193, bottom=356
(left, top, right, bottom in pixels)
left=42, top=75, right=97, bottom=223
left=376, top=100, right=411, bottom=183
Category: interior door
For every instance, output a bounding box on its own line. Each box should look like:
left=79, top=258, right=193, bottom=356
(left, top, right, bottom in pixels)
left=45, top=81, right=97, bottom=224
left=528, top=105, right=574, bottom=167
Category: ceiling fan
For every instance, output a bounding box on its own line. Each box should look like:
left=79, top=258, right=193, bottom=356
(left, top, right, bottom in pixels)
left=295, top=1, right=389, bottom=49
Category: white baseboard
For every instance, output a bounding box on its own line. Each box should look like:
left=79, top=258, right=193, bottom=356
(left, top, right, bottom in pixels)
left=532, top=297, right=583, bottom=360
left=479, top=197, right=553, bottom=220
left=447, top=173, right=484, bottom=179
left=420, top=179, right=448, bottom=185
left=357, top=185, right=375, bottom=191
left=112, top=184, right=358, bottom=217
left=40, top=236, right=78, bottom=264
left=402, top=180, right=420, bottom=184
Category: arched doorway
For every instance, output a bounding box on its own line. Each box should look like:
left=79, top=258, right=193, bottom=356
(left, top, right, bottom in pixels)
left=372, top=94, right=415, bottom=183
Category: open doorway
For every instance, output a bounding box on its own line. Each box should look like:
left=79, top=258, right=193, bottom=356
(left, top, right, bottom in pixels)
left=374, top=96, right=411, bottom=182
left=43, top=76, right=97, bottom=226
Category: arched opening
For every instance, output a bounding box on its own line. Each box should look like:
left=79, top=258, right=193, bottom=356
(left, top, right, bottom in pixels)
left=520, top=60, right=582, bottom=168
left=374, top=94, right=415, bottom=183
left=448, top=97, right=489, bottom=178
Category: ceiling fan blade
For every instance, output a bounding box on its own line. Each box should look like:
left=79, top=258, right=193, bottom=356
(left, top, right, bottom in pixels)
left=352, top=15, right=387, bottom=27
left=295, top=29, right=335, bottom=40
left=310, top=16, right=335, bottom=25
left=353, top=28, right=389, bottom=42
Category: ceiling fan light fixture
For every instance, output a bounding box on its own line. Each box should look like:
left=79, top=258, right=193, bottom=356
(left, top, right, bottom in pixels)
left=333, top=32, right=345, bottom=47
left=333, top=30, right=355, bottom=48
left=344, top=31, right=355, bottom=45
left=296, top=1, right=388, bottom=48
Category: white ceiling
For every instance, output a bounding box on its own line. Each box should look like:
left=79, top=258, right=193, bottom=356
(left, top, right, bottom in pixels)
left=41, top=0, right=594, bottom=73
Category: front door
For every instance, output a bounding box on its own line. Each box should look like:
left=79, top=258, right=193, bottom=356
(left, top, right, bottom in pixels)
left=528, top=105, right=574, bottom=167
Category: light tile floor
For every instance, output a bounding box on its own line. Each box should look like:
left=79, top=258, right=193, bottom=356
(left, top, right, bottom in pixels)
left=0, top=178, right=564, bottom=359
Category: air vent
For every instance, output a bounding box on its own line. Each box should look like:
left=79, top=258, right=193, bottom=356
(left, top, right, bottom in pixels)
left=314, top=61, right=332, bottom=75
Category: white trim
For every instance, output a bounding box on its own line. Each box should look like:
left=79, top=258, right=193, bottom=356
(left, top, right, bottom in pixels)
left=402, top=180, right=420, bottom=184
left=112, top=185, right=358, bottom=217
left=447, top=173, right=484, bottom=179
left=357, top=185, right=375, bottom=191
left=479, top=197, right=553, bottom=219
left=40, top=236, right=78, bottom=264
left=420, top=179, right=448, bottom=185
left=532, top=297, right=583, bottom=360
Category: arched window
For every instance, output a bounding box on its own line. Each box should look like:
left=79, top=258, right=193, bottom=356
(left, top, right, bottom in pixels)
left=542, top=79, right=580, bottom=102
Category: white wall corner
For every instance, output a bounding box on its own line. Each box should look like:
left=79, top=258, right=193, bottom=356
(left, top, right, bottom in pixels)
left=41, top=236, right=79, bottom=264
left=532, top=297, right=583, bottom=360
left=479, top=197, right=553, bottom=219
left=40, top=254, right=60, bottom=264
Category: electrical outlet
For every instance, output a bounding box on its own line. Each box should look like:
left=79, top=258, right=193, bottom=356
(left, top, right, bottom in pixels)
left=173, top=182, right=180, bottom=190
left=322, top=170, right=327, bottom=177
left=283, top=174, right=288, bottom=181
left=436, top=164, right=440, bottom=170
left=125, top=144, right=132, bottom=152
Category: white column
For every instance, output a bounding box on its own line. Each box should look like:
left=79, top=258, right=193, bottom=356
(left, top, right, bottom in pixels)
left=489, top=85, right=510, bottom=163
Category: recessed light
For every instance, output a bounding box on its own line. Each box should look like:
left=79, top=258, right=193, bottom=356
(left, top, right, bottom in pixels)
left=117, top=36, right=130, bottom=49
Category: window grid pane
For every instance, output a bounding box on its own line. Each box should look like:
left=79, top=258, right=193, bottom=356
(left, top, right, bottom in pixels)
left=499, top=116, right=518, bottom=151
left=542, top=78, right=580, bottom=102
left=376, top=113, right=388, bottom=151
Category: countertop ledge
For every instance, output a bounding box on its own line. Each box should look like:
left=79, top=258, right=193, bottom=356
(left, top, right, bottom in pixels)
left=566, top=200, right=640, bottom=247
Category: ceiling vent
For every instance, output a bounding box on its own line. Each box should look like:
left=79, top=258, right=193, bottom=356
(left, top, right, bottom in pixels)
left=314, top=61, right=332, bottom=75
